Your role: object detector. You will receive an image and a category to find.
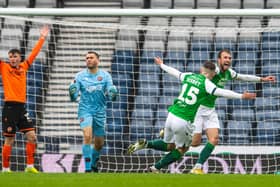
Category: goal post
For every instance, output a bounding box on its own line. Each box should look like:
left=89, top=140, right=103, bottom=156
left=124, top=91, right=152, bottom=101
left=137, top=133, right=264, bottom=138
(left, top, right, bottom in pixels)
left=0, top=8, right=280, bottom=174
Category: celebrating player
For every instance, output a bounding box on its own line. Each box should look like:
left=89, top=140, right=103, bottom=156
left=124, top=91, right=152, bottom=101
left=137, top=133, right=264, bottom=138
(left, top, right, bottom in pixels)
left=1, top=25, right=49, bottom=173
left=128, top=60, right=256, bottom=173
left=189, top=49, right=275, bottom=174
left=69, top=51, right=118, bottom=173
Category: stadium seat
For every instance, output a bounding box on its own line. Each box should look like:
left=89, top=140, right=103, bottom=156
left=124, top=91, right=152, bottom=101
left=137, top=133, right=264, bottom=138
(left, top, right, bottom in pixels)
left=255, top=97, right=280, bottom=111
left=150, top=0, right=172, bottom=9
left=257, top=122, right=280, bottom=145
left=215, top=108, right=226, bottom=121
left=219, top=0, right=241, bottom=9
left=214, top=39, right=236, bottom=52
left=156, top=108, right=169, bottom=121
left=112, top=73, right=133, bottom=88
left=185, top=62, right=202, bottom=74
left=266, top=0, right=280, bottom=8
left=262, top=18, right=280, bottom=42
left=122, top=0, right=144, bottom=8
left=261, top=84, right=280, bottom=98
left=231, top=108, right=255, bottom=121
left=162, top=84, right=181, bottom=97
left=140, top=40, right=164, bottom=73
left=134, top=95, right=158, bottom=110
left=145, top=30, right=167, bottom=41
left=113, top=40, right=137, bottom=72
left=227, top=120, right=251, bottom=145
left=215, top=97, right=228, bottom=110
left=158, top=95, right=174, bottom=108
left=8, top=0, right=30, bottom=7
left=120, top=17, right=141, bottom=26
left=154, top=119, right=166, bottom=136
left=34, top=0, right=57, bottom=8
left=261, top=40, right=280, bottom=51
left=234, top=51, right=258, bottom=74
left=196, top=0, right=218, bottom=9
left=243, top=0, right=264, bottom=9
left=230, top=83, right=255, bottom=107
left=261, top=51, right=280, bottom=74
left=137, top=74, right=160, bottom=96
left=173, top=0, right=195, bottom=9
left=256, top=109, right=280, bottom=122
left=188, top=50, right=211, bottom=64
left=148, top=17, right=169, bottom=26
left=168, top=30, right=191, bottom=42
left=257, top=121, right=280, bottom=146
left=118, top=29, right=139, bottom=41
left=170, top=17, right=193, bottom=27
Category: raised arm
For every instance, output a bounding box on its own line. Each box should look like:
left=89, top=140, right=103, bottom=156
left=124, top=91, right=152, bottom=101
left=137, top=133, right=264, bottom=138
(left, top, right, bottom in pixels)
left=154, top=56, right=184, bottom=81
left=26, top=25, right=50, bottom=64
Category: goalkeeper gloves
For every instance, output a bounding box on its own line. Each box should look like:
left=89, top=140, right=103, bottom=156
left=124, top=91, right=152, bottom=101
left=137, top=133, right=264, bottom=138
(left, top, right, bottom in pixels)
left=69, top=81, right=79, bottom=101
left=108, top=86, right=118, bottom=101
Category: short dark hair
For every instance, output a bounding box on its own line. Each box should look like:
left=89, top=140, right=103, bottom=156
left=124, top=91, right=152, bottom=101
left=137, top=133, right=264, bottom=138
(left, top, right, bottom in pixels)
left=87, top=51, right=100, bottom=59
left=203, top=61, right=216, bottom=71
left=217, top=49, right=231, bottom=59
left=8, top=48, right=21, bottom=55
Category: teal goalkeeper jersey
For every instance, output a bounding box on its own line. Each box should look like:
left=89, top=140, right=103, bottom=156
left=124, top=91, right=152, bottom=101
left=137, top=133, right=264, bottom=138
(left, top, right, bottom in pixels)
left=74, top=69, right=114, bottom=118
left=168, top=73, right=215, bottom=123
left=201, top=68, right=237, bottom=108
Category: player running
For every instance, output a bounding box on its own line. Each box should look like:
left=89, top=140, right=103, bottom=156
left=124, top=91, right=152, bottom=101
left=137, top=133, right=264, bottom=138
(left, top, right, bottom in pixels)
left=128, top=60, right=256, bottom=173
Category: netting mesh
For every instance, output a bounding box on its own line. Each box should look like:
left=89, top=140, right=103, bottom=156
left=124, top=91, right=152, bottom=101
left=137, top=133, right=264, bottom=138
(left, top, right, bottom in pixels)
left=0, top=15, right=280, bottom=173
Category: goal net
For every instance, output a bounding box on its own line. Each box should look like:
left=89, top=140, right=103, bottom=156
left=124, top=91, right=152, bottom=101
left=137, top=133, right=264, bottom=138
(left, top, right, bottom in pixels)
left=1, top=15, right=280, bottom=174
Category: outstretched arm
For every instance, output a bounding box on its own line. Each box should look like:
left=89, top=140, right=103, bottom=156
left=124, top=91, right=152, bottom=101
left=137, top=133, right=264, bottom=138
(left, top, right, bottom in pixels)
left=26, top=25, right=50, bottom=64
left=205, top=79, right=256, bottom=99
left=154, top=56, right=184, bottom=81
left=234, top=71, right=276, bottom=83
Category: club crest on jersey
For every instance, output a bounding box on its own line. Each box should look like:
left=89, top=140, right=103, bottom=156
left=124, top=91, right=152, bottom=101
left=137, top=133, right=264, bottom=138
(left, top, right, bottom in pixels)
left=97, top=76, right=103, bottom=81
left=80, top=118, right=84, bottom=123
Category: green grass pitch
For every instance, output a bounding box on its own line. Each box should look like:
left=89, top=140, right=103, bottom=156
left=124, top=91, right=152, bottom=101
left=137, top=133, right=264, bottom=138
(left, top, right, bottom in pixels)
left=1, top=173, right=280, bottom=187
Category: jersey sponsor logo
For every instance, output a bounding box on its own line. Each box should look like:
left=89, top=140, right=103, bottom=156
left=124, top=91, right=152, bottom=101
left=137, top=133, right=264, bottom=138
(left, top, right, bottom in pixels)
left=86, top=85, right=102, bottom=92
left=97, top=76, right=103, bottom=81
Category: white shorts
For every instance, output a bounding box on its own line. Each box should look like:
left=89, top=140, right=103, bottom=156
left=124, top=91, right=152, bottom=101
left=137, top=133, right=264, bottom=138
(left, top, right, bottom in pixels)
left=164, top=112, right=194, bottom=148
left=193, top=105, right=220, bottom=134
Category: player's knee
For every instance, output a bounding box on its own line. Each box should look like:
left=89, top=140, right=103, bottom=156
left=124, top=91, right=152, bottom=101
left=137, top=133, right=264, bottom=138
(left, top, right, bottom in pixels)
left=177, top=147, right=188, bottom=155
left=94, top=143, right=104, bottom=151
left=191, top=139, right=201, bottom=147
left=208, top=136, right=219, bottom=145
left=83, top=135, right=92, bottom=144
left=167, top=143, right=175, bottom=151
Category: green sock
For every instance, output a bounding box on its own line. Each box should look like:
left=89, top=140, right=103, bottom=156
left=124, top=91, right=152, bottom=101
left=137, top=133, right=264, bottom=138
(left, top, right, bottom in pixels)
left=197, top=142, right=215, bottom=165
left=155, top=149, right=182, bottom=170
left=147, top=139, right=168, bottom=151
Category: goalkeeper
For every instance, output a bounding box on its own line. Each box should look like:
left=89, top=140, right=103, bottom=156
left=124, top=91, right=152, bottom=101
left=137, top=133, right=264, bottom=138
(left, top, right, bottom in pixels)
left=69, top=51, right=118, bottom=173
left=128, top=60, right=256, bottom=173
